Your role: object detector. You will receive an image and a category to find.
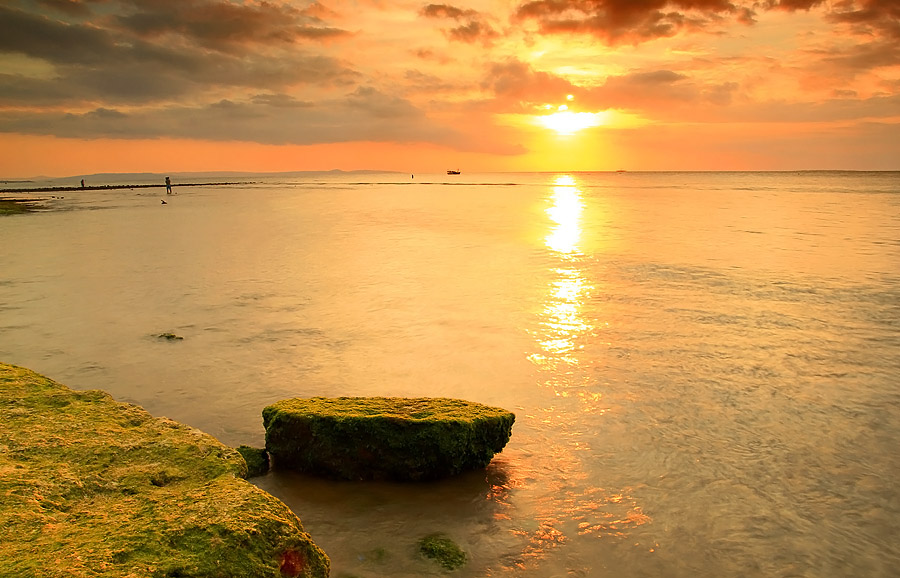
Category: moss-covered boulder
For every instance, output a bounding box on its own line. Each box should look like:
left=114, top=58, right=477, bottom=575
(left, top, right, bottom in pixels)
left=262, top=397, right=515, bottom=481
left=0, top=363, right=329, bottom=578
left=418, top=533, right=467, bottom=570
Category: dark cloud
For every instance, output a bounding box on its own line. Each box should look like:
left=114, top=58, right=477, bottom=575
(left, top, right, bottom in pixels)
left=0, top=87, right=459, bottom=147
left=512, top=0, right=895, bottom=47
left=827, top=0, right=900, bottom=39
left=421, top=3, right=499, bottom=44
left=0, top=5, right=118, bottom=65
left=422, top=4, right=470, bottom=19
left=112, top=0, right=349, bottom=52
left=514, top=0, right=746, bottom=45
left=0, top=2, right=491, bottom=151
left=344, top=86, right=425, bottom=120
left=767, top=0, right=899, bottom=38
left=0, top=73, right=76, bottom=105
left=32, top=0, right=92, bottom=17
left=0, top=2, right=356, bottom=107
left=771, top=0, right=900, bottom=73
left=820, top=39, right=900, bottom=72
left=412, top=48, right=454, bottom=65
left=763, top=0, right=826, bottom=10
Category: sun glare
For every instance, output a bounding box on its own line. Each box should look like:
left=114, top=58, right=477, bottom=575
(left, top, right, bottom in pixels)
left=538, top=111, right=606, bottom=136
left=545, top=175, right=583, bottom=254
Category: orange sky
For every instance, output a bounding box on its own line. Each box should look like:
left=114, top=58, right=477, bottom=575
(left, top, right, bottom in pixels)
left=0, top=0, right=898, bottom=176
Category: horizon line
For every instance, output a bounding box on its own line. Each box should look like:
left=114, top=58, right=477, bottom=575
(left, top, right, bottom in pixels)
left=4, top=168, right=899, bottom=181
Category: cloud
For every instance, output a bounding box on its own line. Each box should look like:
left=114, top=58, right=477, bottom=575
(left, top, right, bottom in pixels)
left=0, top=3, right=356, bottom=106
left=0, top=4, right=119, bottom=65
left=768, top=0, right=900, bottom=40
left=511, top=0, right=899, bottom=48
left=767, top=0, right=900, bottom=72
left=0, top=86, right=459, bottom=145
left=763, top=0, right=826, bottom=11
left=420, top=3, right=499, bottom=44
left=513, top=0, right=748, bottom=45
left=481, top=59, right=580, bottom=110
left=33, top=0, right=92, bottom=17
left=479, top=59, right=739, bottom=114
left=112, top=0, right=350, bottom=52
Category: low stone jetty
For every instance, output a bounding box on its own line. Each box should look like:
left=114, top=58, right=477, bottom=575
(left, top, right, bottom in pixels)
left=0, top=181, right=254, bottom=194
left=263, top=396, right=515, bottom=481
left=0, top=363, right=329, bottom=578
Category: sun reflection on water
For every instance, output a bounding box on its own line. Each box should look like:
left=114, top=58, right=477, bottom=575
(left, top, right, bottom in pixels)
left=528, top=175, right=594, bottom=371
left=501, top=174, right=651, bottom=572
left=544, top=175, right=583, bottom=255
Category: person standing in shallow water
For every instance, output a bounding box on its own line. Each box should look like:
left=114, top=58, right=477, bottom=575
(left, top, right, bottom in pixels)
left=165, top=176, right=172, bottom=194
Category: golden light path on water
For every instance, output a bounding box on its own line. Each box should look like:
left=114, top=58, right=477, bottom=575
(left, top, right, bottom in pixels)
left=531, top=174, right=594, bottom=369
left=500, top=174, right=652, bottom=573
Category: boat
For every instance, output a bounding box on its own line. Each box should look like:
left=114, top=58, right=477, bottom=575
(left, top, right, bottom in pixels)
left=446, top=170, right=460, bottom=175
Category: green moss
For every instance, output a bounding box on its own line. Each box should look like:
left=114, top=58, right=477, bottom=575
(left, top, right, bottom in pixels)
left=263, top=397, right=515, bottom=481
left=363, top=547, right=389, bottom=563
left=237, top=445, right=270, bottom=478
left=156, top=333, right=184, bottom=341
left=418, top=533, right=467, bottom=570
left=0, top=200, right=33, bottom=215
left=0, top=362, right=329, bottom=578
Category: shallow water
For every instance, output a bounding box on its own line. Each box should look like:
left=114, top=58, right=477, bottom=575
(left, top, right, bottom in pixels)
left=2, top=171, right=899, bottom=577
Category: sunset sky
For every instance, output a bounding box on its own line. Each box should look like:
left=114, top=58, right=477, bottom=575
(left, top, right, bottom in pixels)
left=0, top=0, right=898, bottom=176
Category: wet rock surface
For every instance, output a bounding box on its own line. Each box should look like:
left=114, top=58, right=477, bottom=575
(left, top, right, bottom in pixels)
left=263, top=396, right=515, bottom=481
left=0, top=362, right=329, bottom=578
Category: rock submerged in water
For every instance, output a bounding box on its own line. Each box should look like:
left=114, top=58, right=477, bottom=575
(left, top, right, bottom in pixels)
left=262, top=396, right=515, bottom=481
left=0, top=362, right=329, bottom=578
left=156, top=332, right=183, bottom=341
left=237, top=444, right=270, bottom=477
left=418, top=533, right=468, bottom=570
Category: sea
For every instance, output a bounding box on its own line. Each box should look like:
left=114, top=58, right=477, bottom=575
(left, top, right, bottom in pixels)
left=1, top=171, right=898, bottom=577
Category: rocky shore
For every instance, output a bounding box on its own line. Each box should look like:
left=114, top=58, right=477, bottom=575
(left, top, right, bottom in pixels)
left=0, top=363, right=329, bottom=578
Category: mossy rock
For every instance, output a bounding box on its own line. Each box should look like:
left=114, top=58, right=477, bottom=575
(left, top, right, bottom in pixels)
left=0, top=200, right=33, bottom=215
left=0, top=363, right=329, bottom=578
left=262, top=397, right=515, bottom=481
left=418, top=533, right=467, bottom=570
left=156, top=332, right=184, bottom=341
left=237, top=445, right=270, bottom=477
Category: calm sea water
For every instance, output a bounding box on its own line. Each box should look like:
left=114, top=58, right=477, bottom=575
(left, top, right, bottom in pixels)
left=2, top=171, right=898, bottom=577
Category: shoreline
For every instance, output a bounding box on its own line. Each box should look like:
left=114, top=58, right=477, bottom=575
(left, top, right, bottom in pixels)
left=0, top=362, right=330, bottom=577
left=0, top=181, right=256, bottom=194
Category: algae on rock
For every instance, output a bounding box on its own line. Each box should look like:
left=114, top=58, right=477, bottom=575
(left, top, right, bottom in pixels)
left=0, top=362, right=329, bottom=578
left=418, top=533, right=467, bottom=570
left=263, top=396, right=515, bottom=481
left=237, top=444, right=270, bottom=478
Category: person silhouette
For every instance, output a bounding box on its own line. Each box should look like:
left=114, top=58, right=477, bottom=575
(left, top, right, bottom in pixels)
left=165, top=176, right=172, bottom=194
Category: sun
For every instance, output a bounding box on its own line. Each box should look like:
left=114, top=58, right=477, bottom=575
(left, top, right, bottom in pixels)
left=537, top=96, right=607, bottom=136
left=538, top=110, right=607, bottom=136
